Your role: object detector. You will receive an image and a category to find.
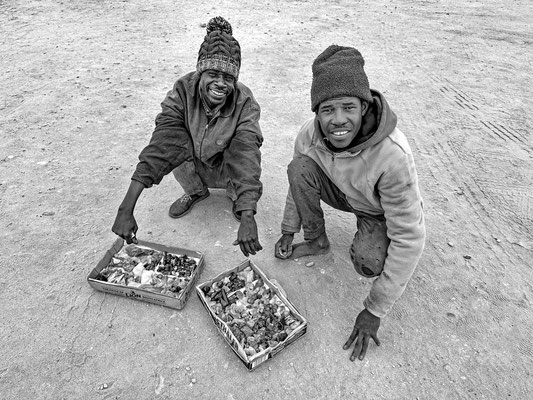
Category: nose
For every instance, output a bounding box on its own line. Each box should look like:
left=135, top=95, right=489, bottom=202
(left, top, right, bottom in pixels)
left=214, top=74, right=226, bottom=87
left=332, top=108, right=348, bottom=125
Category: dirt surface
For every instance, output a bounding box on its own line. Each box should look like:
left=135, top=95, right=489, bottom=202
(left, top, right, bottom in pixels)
left=1, top=0, right=532, bottom=399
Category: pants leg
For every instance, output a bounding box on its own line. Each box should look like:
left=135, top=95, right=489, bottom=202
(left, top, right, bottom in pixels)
left=350, top=215, right=390, bottom=278
left=287, top=155, right=389, bottom=278
left=287, top=155, right=354, bottom=240
left=172, top=159, right=207, bottom=196
left=172, top=158, right=235, bottom=200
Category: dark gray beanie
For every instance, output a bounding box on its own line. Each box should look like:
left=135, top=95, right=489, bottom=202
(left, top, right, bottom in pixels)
left=311, top=45, right=372, bottom=112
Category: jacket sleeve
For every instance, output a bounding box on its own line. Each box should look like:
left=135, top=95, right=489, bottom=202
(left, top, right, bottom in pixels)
left=131, top=82, right=193, bottom=188
left=281, top=125, right=309, bottom=234
left=281, top=189, right=302, bottom=234
left=363, top=150, right=426, bottom=318
left=280, top=127, right=308, bottom=234
left=223, top=98, right=263, bottom=213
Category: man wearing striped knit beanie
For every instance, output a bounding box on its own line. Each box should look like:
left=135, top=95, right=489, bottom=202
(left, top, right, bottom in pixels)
left=275, top=45, right=426, bottom=362
left=112, top=17, right=264, bottom=258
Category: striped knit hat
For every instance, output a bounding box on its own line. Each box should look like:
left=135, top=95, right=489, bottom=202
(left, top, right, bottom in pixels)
left=196, top=17, right=241, bottom=80
left=311, top=45, right=373, bottom=112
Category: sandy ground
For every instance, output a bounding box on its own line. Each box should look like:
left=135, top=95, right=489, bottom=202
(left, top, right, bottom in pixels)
left=1, top=0, right=532, bottom=399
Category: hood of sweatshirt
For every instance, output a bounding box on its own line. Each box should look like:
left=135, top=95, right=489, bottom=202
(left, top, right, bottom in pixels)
left=315, top=89, right=397, bottom=153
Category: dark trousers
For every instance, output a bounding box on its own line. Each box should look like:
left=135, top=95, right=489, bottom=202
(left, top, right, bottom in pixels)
left=172, top=158, right=236, bottom=201
left=287, top=155, right=390, bottom=277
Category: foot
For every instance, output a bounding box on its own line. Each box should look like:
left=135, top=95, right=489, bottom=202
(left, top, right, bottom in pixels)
left=290, top=232, right=330, bottom=258
left=168, top=190, right=210, bottom=218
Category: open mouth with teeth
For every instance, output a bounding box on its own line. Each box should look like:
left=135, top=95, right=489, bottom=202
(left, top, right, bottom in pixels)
left=209, top=88, right=227, bottom=98
left=331, top=130, right=350, bottom=137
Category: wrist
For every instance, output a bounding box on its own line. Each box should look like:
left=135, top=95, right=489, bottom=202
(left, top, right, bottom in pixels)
left=118, top=204, right=134, bottom=214
left=364, top=308, right=380, bottom=320
left=240, top=210, right=255, bottom=219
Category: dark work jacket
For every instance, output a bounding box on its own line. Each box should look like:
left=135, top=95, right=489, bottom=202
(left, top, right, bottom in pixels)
left=132, top=71, right=263, bottom=213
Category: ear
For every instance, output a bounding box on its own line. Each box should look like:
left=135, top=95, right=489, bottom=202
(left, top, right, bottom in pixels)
left=361, top=100, right=369, bottom=116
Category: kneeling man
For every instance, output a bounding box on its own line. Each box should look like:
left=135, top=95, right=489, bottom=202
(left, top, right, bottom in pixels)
left=275, top=45, right=426, bottom=361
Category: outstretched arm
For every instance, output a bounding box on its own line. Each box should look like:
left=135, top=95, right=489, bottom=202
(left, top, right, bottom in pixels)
left=112, top=180, right=146, bottom=244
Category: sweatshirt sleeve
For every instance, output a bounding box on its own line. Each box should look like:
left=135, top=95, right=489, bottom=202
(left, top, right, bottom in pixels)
left=281, top=189, right=302, bottom=234
left=363, top=149, right=426, bottom=318
left=280, top=124, right=310, bottom=234
left=131, top=81, right=193, bottom=188
left=223, top=97, right=263, bottom=214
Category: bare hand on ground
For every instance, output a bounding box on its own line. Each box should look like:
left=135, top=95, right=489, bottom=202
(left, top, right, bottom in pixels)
left=274, top=233, right=294, bottom=259
left=343, top=309, right=381, bottom=361
left=112, top=209, right=138, bottom=244
left=275, top=232, right=330, bottom=259
left=233, top=211, right=262, bottom=257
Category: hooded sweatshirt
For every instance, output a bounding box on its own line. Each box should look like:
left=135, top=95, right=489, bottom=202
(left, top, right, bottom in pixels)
left=131, top=71, right=263, bottom=214
left=281, top=90, right=425, bottom=318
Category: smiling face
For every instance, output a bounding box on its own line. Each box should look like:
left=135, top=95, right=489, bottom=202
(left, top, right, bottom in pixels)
left=199, top=69, right=235, bottom=108
left=317, top=96, right=368, bottom=149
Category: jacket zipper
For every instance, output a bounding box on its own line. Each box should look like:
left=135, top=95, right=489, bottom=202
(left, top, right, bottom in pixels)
left=199, top=109, right=220, bottom=160
left=199, top=122, right=209, bottom=160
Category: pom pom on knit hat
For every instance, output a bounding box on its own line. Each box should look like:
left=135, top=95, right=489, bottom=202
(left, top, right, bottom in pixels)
left=310, top=45, right=372, bottom=112
left=197, top=16, right=241, bottom=80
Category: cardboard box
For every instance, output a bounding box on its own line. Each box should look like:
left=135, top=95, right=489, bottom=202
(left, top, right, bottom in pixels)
left=196, top=259, right=308, bottom=371
left=87, top=238, right=204, bottom=310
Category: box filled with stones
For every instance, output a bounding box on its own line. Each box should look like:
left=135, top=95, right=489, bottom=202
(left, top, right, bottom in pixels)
left=196, top=259, right=308, bottom=370
left=87, top=238, right=204, bottom=310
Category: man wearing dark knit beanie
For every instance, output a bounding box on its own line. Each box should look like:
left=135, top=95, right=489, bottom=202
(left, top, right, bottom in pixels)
left=275, top=45, right=426, bottom=361
left=112, top=16, right=264, bottom=257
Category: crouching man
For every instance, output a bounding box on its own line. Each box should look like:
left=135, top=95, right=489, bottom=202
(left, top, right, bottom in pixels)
left=112, top=17, right=263, bottom=257
left=275, top=45, right=425, bottom=361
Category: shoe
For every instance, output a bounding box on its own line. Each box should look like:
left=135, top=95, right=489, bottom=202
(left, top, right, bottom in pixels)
left=168, top=190, right=210, bottom=218
left=232, top=202, right=241, bottom=222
